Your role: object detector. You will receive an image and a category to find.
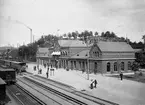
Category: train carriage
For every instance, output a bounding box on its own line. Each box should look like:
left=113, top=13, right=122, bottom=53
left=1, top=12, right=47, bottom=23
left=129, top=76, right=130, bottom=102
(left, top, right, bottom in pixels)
left=0, top=59, right=27, bottom=72
left=0, top=78, right=6, bottom=104
left=0, top=68, right=16, bottom=84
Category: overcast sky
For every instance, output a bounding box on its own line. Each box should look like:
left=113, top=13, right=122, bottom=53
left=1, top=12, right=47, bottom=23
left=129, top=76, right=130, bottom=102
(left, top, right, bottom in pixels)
left=0, top=0, right=145, bottom=47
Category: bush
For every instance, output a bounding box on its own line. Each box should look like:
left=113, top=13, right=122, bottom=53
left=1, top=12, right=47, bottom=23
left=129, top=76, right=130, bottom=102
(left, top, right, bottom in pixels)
left=66, top=67, right=69, bottom=71
left=131, top=61, right=140, bottom=72
left=139, top=71, right=143, bottom=76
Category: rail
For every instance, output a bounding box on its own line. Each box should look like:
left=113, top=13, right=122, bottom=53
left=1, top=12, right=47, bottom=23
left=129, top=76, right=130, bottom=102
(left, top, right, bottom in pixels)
left=32, top=75, right=119, bottom=105
left=23, top=77, right=88, bottom=105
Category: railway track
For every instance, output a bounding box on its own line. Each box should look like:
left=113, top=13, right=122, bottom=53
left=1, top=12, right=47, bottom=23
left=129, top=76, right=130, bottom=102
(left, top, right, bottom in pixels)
left=7, top=84, right=46, bottom=105
left=19, top=77, right=91, bottom=105
left=30, top=75, right=119, bottom=105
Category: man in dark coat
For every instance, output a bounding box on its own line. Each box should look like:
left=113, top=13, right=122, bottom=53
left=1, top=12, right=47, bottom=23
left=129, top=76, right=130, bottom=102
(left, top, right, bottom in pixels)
left=46, top=71, right=49, bottom=78
left=94, top=80, right=98, bottom=88
left=120, top=72, right=123, bottom=80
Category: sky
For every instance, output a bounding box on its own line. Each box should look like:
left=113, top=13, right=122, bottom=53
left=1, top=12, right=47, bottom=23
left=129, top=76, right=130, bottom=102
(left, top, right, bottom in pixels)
left=0, top=0, right=145, bottom=47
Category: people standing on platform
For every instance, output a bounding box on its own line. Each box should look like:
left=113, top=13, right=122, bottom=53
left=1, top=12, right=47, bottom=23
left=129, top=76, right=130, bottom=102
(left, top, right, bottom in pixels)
left=46, top=71, right=49, bottom=78
left=120, top=72, right=123, bottom=81
left=40, top=68, right=42, bottom=74
left=37, top=65, right=39, bottom=70
left=47, top=67, right=49, bottom=77
left=94, top=80, right=97, bottom=88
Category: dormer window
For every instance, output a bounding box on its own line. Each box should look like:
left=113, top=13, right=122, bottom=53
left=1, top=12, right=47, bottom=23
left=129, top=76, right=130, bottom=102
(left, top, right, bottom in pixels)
left=94, top=51, right=99, bottom=57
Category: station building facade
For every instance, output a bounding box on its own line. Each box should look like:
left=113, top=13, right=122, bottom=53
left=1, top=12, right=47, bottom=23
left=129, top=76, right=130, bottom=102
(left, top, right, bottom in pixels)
left=36, top=40, right=135, bottom=73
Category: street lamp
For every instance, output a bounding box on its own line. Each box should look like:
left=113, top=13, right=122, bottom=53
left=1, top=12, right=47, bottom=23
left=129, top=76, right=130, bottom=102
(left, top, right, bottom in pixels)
left=85, top=36, right=90, bottom=80
left=37, top=45, right=40, bottom=70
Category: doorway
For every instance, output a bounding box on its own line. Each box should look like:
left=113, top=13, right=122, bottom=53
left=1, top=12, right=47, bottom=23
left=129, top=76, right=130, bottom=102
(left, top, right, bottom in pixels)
left=94, top=62, right=97, bottom=74
left=107, top=62, right=111, bottom=72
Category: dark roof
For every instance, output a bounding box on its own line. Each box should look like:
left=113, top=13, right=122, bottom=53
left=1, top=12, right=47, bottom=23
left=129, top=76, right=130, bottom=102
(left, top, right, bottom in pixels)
left=0, top=78, right=6, bottom=85
left=70, top=49, right=90, bottom=59
left=0, top=46, right=14, bottom=51
left=97, top=41, right=134, bottom=52
left=38, top=48, right=49, bottom=53
left=58, top=40, right=90, bottom=47
left=0, top=68, right=15, bottom=71
left=134, top=49, right=142, bottom=53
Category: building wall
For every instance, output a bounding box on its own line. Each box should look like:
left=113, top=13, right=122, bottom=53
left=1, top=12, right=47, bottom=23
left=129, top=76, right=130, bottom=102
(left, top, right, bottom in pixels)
left=36, top=42, right=135, bottom=74
left=101, top=59, right=134, bottom=73
left=102, top=52, right=135, bottom=59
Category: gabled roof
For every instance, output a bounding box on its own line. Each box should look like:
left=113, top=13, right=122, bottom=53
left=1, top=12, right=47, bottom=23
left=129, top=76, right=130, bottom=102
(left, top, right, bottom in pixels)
left=0, top=78, right=6, bottom=85
left=0, top=46, right=14, bottom=51
left=97, top=41, right=134, bottom=52
left=70, top=49, right=90, bottom=59
left=134, top=49, right=142, bottom=53
left=58, top=40, right=89, bottom=47
left=38, top=48, right=49, bottom=53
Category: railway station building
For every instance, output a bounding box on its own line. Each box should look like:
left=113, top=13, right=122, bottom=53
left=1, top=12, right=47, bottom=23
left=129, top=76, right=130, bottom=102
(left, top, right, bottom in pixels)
left=36, top=39, right=135, bottom=74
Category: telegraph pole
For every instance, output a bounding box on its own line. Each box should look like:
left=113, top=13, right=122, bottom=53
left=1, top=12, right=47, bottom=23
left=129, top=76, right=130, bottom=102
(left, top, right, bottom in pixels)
left=85, top=36, right=90, bottom=80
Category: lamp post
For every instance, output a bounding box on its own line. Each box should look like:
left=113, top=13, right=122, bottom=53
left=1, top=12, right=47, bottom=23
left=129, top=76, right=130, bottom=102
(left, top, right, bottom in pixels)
left=85, top=36, right=90, bottom=80
left=37, top=45, right=40, bottom=70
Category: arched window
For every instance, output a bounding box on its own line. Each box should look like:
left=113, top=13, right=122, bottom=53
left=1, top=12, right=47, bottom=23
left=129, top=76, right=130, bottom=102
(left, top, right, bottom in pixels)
left=74, top=61, right=76, bottom=69
left=128, top=62, right=131, bottom=70
left=97, top=52, right=99, bottom=57
left=107, top=62, right=111, bottom=72
left=63, top=51, right=65, bottom=56
left=114, top=62, right=117, bottom=71
left=121, top=62, right=124, bottom=70
left=71, top=61, right=73, bottom=70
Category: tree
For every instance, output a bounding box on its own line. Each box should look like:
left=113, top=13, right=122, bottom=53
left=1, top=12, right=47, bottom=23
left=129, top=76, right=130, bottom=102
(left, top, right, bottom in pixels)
left=110, top=32, right=117, bottom=38
left=72, top=32, right=77, bottom=39
left=131, top=61, right=140, bottom=73
left=68, top=33, right=72, bottom=39
left=101, top=32, right=105, bottom=37
left=95, top=31, right=98, bottom=36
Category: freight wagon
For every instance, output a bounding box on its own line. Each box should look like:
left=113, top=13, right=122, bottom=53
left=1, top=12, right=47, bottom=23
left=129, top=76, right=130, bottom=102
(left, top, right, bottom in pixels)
left=0, top=78, right=6, bottom=104
left=0, top=59, right=26, bottom=72
left=0, top=68, right=16, bottom=84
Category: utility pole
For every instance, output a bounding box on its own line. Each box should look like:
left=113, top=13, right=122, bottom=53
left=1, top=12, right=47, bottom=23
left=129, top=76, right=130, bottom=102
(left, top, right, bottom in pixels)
left=86, top=36, right=90, bottom=80
left=37, top=45, right=40, bottom=70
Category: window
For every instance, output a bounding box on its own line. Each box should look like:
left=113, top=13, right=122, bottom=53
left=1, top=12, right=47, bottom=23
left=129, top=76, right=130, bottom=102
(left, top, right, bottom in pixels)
left=107, top=62, right=111, bottom=72
left=74, top=61, right=76, bottom=69
left=121, top=62, right=124, bottom=70
left=65, top=51, right=67, bottom=56
left=114, top=62, right=117, bottom=71
left=97, top=52, right=99, bottom=57
left=71, top=61, right=73, bottom=70
left=94, top=51, right=99, bottom=57
left=128, top=62, right=131, bottom=70
left=79, top=61, right=81, bottom=69
left=77, top=54, right=79, bottom=56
